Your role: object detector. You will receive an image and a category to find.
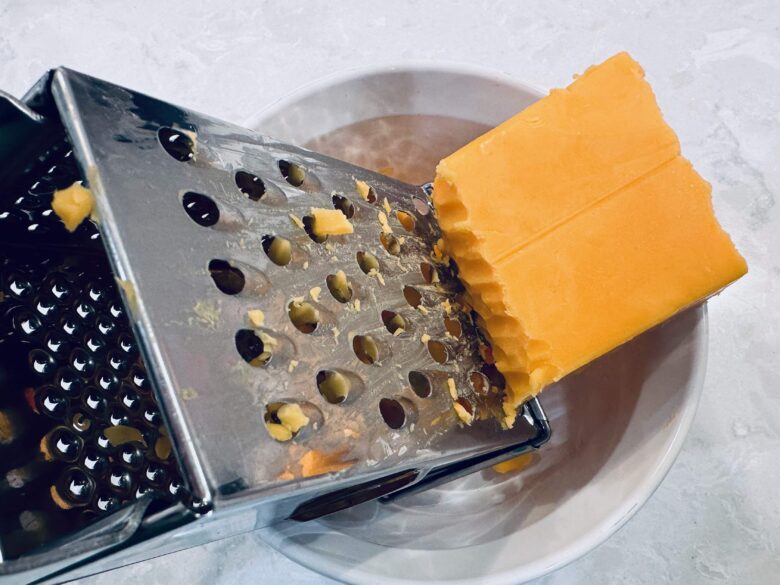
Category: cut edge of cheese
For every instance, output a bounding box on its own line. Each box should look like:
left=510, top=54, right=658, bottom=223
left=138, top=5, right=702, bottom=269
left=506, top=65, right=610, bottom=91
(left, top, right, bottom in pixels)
left=433, top=174, right=548, bottom=427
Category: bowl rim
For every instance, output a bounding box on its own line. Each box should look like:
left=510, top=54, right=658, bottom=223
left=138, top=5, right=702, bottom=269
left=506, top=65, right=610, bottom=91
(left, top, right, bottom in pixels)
left=243, top=60, right=548, bottom=134
left=252, top=63, right=709, bottom=585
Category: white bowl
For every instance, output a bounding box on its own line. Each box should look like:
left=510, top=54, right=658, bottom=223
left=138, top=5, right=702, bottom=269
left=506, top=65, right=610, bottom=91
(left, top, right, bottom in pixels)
left=248, top=65, right=708, bottom=585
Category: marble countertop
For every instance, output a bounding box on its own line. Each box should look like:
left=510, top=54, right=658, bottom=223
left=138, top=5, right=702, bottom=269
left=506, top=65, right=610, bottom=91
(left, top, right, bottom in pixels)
left=1, top=1, right=777, bottom=583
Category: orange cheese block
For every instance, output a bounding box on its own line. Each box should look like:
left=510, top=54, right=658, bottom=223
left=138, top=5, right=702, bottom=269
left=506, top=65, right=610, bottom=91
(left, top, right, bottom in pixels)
left=432, top=52, right=747, bottom=427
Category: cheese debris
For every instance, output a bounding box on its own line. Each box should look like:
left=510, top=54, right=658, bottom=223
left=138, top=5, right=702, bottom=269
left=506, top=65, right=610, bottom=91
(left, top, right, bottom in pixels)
left=453, top=401, right=474, bottom=426
left=247, top=309, right=265, bottom=328
left=378, top=211, right=393, bottom=234
left=310, top=207, right=353, bottom=236
left=52, top=182, right=94, bottom=232
left=447, top=377, right=458, bottom=400
left=355, top=179, right=373, bottom=201
left=492, top=453, right=534, bottom=474
left=432, top=52, right=748, bottom=427
left=300, top=448, right=354, bottom=478
left=265, top=403, right=310, bottom=442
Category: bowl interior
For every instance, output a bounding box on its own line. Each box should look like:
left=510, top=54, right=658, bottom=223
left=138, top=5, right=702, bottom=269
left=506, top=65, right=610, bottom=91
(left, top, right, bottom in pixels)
left=250, top=67, right=707, bottom=585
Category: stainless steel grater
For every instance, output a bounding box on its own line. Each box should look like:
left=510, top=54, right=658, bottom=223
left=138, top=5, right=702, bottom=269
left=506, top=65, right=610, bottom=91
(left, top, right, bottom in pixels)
left=0, top=69, right=549, bottom=583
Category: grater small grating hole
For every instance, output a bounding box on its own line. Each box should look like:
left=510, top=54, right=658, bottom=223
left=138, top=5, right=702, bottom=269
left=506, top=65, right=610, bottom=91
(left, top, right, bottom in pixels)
left=288, top=300, right=320, bottom=334
left=357, top=251, right=379, bottom=275
left=420, top=263, right=437, bottom=284
left=427, top=340, right=449, bottom=364
left=302, top=215, right=328, bottom=244
left=403, top=285, right=422, bottom=308
left=396, top=210, right=416, bottom=232
left=316, top=370, right=350, bottom=404
left=381, top=310, right=406, bottom=335
left=353, top=335, right=379, bottom=365
left=278, top=160, right=306, bottom=187
left=182, top=192, right=220, bottom=227
left=380, top=233, right=401, bottom=256
left=235, top=329, right=271, bottom=367
left=412, top=197, right=430, bottom=216
left=332, top=194, right=355, bottom=219
left=469, top=371, right=490, bottom=395
left=37, top=385, right=69, bottom=418
left=235, top=171, right=266, bottom=201
left=444, top=316, right=462, bottom=338
left=158, top=127, right=194, bottom=162
left=379, top=397, right=415, bottom=430
left=408, top=371, right=432, bottom=398
left=326, top=271, right=353, bottom=303
left=208, top=259, right=245, bottom=295
left=262, top=235, right=292, bottom=266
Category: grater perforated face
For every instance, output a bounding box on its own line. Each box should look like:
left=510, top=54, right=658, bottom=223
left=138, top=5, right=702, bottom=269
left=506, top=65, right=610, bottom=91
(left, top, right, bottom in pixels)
left=47, top=69, right=548, bottom=507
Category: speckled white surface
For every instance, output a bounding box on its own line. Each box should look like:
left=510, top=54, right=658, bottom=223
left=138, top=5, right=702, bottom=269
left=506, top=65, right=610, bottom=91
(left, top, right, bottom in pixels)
left=1, top=0, right=778, bottom=583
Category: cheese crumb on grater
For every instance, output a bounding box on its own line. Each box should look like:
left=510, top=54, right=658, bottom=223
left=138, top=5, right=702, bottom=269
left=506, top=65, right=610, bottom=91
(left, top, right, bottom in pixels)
left=247, top=309, right=265, bottom=328
left=447, top=377, right=458, bottom=400
left=354, top=179, right=371, bottom=200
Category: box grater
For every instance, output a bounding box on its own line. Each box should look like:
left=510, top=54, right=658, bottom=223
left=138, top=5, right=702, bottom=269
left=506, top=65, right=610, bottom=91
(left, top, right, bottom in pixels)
left=0, top=69, right=550, bottom=584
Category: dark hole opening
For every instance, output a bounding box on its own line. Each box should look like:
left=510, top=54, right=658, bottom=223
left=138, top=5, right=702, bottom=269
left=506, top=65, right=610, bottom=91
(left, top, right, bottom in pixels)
left=403, top=286, right=422, bottom=308
left=235, top=171, right=266, bottom=201
left=380, top=233, right=401, bottom=256
left=353, top=335, right=379, bottom=365
left=182, top=192, right=219, bottom=227
left=427, top=340, right=449, bottom=364
left=158, top=127, right=194, bottom=162
left=332, top=194, right=355, bottom=219
left=262, top=235, right=292, bottom=266
left=420, top=262, right=436, bottom=284
left=444, top=317, right=462, bottom=338
left=288, top=300, right=320, bottom=334
left=408, top=371, right=432, bottom=398
left=412, top=197, right=430, bottom=216
left=357, top=251, right=379, bottom=274
left=208, top=259, right=245, bottom=295
left=278, top=160, right=305, bottom=187
left=381, top=310, right=406, bottom=335
left=326, top=272, right=353, bottom=303
left=469, top=371, right=489, bottom=395
left=235, top=329, right=271, bottom=366
left=379, top=398, right=406, bottom=429
left=316, top=370, right=351, bottom=404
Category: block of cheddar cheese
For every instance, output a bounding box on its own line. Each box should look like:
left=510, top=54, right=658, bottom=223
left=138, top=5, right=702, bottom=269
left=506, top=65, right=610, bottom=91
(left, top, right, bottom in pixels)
left=432, top=52, right=747, bottom=427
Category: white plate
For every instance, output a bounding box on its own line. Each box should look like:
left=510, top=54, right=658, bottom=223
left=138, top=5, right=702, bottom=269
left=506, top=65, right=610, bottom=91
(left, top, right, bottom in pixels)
left=248, top=65, right=708, bottom=585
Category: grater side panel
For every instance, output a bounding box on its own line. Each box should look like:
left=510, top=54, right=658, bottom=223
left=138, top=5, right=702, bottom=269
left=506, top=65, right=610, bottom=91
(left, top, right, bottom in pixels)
left=49, top=68, right=545, bottom=504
